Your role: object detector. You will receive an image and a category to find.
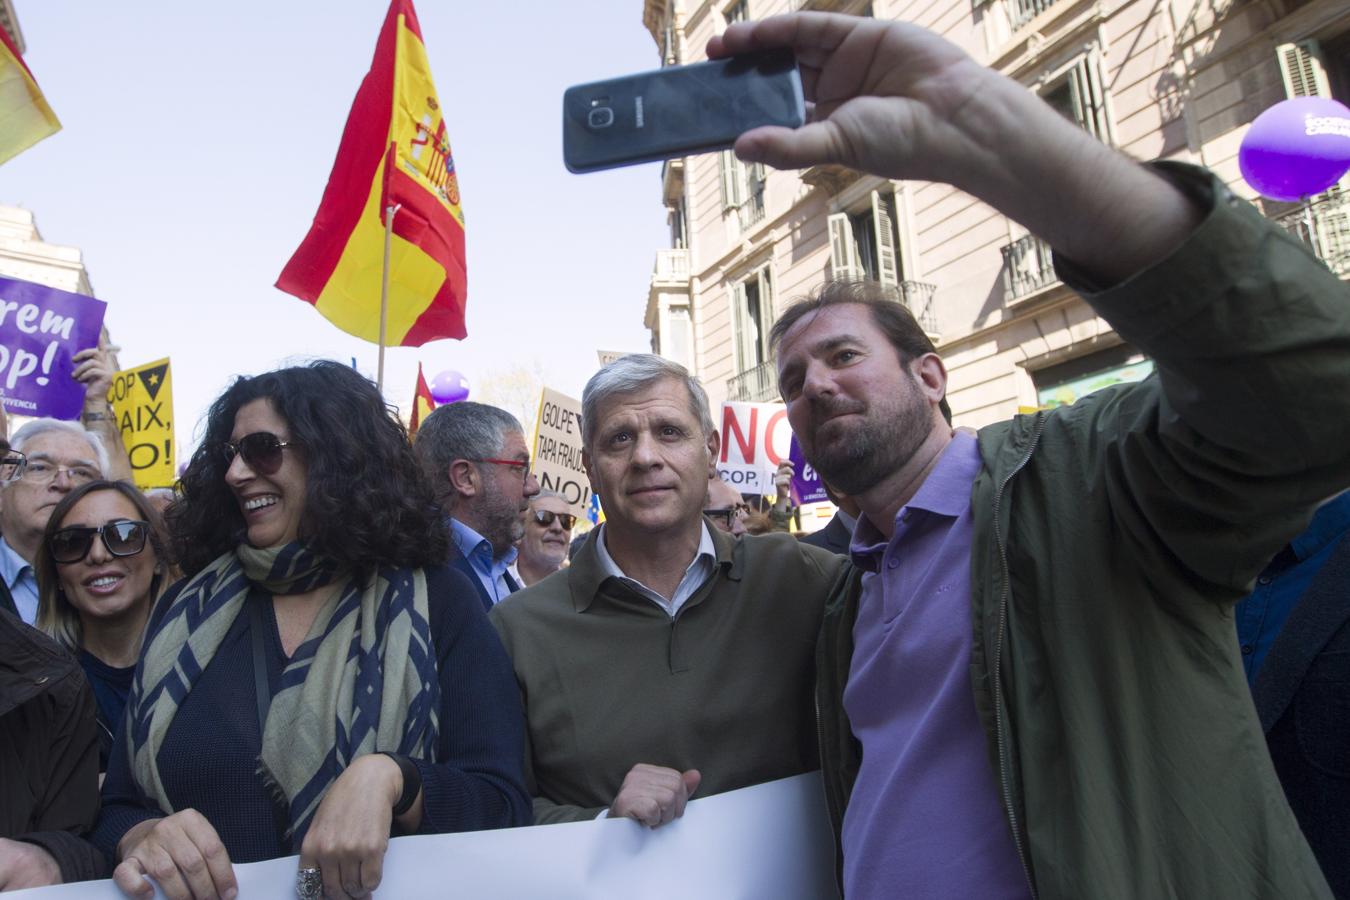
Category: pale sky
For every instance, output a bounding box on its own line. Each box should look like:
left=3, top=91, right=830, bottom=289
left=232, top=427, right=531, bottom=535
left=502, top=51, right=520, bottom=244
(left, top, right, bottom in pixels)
left=0, top=1, right=670, bottom=456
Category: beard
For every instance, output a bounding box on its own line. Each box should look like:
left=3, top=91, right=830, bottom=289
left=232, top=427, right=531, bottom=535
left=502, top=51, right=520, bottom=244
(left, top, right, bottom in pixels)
left=480, top=479, right=527, bottom=557
left=801, top=379, right=933, bottom=496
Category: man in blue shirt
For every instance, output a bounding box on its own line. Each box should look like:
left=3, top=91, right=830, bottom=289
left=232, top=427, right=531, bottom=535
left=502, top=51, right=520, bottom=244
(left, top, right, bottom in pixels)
left=414, top=402, right=539, bottom=610
left=1240, top=491, right=1350, bottom=898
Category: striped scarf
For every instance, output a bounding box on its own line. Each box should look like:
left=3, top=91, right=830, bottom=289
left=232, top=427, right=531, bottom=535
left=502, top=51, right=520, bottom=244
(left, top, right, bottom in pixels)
left=125, top=541, right=440, bottom=846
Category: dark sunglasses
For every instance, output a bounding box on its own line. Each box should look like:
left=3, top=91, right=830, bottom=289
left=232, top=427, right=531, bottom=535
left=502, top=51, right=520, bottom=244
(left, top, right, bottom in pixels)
left=531, top=509, right=576, bottom=530
left=50, top=521, right=151, bottom=564
left=703, top=504, right=749, bottom=529
left=222, top=432, right=294, bottom=476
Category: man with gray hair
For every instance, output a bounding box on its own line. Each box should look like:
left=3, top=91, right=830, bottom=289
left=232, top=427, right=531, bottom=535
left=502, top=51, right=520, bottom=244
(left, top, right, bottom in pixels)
left=414, top=401, right=540, bottom=612
left=509, top=490, right=575, bottom=588
left=490, top=354, right=847, bottom=827
left=0, top=420, right=108, bottom=623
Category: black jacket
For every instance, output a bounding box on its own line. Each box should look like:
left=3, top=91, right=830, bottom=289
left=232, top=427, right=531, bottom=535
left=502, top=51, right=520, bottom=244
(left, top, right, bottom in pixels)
left=0, top=609, right=106, bottom=883
left=800, top=512, right=851, bottom=555
left=1253, top=532, right=1350, bottom=898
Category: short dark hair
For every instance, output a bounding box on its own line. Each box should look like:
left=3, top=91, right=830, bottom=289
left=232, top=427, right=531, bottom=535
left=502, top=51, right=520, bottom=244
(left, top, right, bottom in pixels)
left=769, top=280, right=952, bottom=423
left=413, top=401, right=522, bottom=506
left=169, top=361, right=448, bottom=579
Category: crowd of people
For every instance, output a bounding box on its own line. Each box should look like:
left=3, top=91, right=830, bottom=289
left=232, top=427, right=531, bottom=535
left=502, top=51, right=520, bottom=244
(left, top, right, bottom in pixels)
left=1, top=9, right=1347, bottom=900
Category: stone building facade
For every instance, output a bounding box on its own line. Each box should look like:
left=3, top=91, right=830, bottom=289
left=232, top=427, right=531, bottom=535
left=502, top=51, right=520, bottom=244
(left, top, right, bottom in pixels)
left=640, top=0, right=1349, bottom=426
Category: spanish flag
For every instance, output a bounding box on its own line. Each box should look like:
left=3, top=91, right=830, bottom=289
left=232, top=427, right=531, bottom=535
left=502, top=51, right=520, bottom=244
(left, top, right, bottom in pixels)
left=0, top=26, right=61, bottom=165
left=408, top=362, right=436, bottom=436
left=276, top=0, right=467, bottom=346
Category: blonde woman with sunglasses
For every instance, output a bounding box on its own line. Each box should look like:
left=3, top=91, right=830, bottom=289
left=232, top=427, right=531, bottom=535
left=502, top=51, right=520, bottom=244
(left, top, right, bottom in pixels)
left=35, top=480, right=169, bottom=774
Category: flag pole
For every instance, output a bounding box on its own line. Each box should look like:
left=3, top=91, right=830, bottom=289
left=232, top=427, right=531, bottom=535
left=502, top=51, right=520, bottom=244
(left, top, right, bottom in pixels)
left=377, top=201, right=401, bottom=391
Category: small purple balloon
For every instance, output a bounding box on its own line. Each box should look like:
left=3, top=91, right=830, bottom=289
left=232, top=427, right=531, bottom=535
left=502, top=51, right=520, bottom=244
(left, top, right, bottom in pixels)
left=1239, top=97, right=1350, bottom=202
left=429, top=369, right=470, bottom=404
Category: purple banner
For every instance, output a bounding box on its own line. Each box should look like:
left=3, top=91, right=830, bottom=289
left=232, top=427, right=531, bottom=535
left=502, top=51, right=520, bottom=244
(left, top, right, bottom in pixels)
left=0, top=275, right=106, bottom=420
left=789, top=436, right=828, bottom=506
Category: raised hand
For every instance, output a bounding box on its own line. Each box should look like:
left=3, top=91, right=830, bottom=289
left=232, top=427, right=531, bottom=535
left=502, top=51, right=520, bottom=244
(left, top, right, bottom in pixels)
left=709, top=12, right=1200, bottom=283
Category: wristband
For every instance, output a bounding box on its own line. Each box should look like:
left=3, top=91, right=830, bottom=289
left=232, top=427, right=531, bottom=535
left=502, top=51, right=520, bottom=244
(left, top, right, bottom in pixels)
left=82, top=410, right=114, bottom=422
left=379, top=752, right=421, bottom=816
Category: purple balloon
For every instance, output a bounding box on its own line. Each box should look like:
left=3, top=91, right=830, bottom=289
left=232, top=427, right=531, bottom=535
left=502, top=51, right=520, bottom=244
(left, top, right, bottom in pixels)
left=429, top=369, right=470, bottom=404
left=1239, top=97, right=1350, bottom=202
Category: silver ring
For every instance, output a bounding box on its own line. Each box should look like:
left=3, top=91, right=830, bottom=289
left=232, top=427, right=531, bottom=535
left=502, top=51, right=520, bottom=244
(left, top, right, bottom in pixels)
left=296, top=866, right=323, bottom=900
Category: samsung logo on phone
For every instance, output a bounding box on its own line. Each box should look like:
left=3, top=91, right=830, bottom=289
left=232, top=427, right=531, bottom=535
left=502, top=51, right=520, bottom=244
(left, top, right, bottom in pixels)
left=635, top=96, right=644, bottom=128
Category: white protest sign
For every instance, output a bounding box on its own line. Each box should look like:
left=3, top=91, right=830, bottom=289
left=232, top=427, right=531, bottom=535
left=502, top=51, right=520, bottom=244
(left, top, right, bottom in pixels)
left=718, top=400, right=793, bottom=494
left=531, top=386, right=591, bottom=518
left=10, top=774, right=837, bottom=900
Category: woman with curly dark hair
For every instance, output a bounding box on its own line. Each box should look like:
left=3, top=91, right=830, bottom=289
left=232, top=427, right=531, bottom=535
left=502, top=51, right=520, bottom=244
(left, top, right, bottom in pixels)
left=92, top=361, right=530, bottom=900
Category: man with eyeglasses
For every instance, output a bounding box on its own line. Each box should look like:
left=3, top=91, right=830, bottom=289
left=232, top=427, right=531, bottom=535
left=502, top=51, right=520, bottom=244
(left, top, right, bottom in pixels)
left=509, top=491, right=576, bottom=588
left=0, top=420, right=108, bottom=624
left=414, top=401, right=540, bottom=611
left=704, top=475, right=748, bottom=537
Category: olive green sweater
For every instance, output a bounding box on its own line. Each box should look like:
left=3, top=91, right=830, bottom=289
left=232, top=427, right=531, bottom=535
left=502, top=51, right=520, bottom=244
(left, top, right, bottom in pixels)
left=490, top=525, right=848, bottom=824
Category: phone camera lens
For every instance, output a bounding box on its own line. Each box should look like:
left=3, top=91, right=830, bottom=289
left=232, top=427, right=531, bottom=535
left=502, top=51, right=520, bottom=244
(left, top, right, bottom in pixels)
left=587, top=107, right=614, bottom=129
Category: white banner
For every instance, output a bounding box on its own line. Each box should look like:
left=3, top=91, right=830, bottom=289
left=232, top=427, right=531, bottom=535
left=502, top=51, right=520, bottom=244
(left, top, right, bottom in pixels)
left=12, top=774, right=837, bottom=899
left=531, top=386, right=591, bottom=519
left=718, top=401, right=793, bottom=494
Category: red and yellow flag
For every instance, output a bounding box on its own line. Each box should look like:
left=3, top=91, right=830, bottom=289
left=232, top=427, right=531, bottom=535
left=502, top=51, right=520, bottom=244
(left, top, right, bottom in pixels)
left=276, top=0, right=467, bottom=346
left=408, top=362, right=436, bottom=436
left=0, top=26, right=61, bottom=165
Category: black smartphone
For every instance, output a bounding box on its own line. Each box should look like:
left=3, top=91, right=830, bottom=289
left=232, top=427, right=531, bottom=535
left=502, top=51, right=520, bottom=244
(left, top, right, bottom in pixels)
left=562, top=49, right=805, bottom=174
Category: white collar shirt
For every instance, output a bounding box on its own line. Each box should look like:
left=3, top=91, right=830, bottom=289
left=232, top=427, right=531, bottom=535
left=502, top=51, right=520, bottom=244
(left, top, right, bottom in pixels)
left=592, top=522, right=717, bottom=618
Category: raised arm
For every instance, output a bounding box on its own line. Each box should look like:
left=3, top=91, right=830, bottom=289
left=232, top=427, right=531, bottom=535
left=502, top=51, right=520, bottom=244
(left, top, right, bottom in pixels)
left=709, top=13, right=1201, bottom=285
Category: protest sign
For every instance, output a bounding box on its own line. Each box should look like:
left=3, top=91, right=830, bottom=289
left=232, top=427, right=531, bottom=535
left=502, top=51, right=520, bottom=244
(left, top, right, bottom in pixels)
left=789, top=435, right=829, bottom=505
left=718, top=400, right=792, bottom=494
left=108, top=358, right=174, bottom=489
left=531, top=386, right=591, bottom=518
left=0, top=275, right=106, bottom=420
left=9, top=774, right=836, bottom=900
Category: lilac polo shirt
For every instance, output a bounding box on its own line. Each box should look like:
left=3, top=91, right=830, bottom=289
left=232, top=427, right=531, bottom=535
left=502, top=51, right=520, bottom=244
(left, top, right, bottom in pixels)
left=842, top=431, right=1030, bottom=900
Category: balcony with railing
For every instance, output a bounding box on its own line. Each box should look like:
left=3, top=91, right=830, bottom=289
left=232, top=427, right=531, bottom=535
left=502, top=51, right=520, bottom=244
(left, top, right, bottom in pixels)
left=1002, top=234, right=1059, bottom=303
left=737, top=182, right=766, bottom=231
left=899, top=280, right=939, bottom=336
left=651, top=248, right=690, bottom=286
left=1270, top=191, right=1350, bottom=278
left=1004, top=0, right=1061, bottom=30
left=726, top=360, right=779, bottom=403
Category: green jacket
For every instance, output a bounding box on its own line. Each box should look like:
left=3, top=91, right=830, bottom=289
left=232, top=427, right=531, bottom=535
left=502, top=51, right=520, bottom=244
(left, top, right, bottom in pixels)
left=817, top=164, right=1348, bottom=899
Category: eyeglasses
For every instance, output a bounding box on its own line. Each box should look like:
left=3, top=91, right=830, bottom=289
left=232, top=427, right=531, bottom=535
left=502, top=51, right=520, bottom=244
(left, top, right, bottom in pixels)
left=467, top=458, right=532, bottom=483
left=222, top=432, right=294, bottom=476
left=531, top=509, right=576, bottom=530
left=20, top=460, right=99, bottom=486
left=0, top=451, right=26, bottom=483
left=49, top=520, right=152, bottom=564
left=703, top=504, right=749, bottom=530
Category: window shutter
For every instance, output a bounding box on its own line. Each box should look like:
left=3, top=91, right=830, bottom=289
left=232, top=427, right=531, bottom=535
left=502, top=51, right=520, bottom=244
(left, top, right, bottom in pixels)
left=1082, top=51, right=1111, bottom=142
left=756, top=267, right=775, bottom=362
left=828, top=213, right=863, bottom=281
left=1277, top=41, right=1331, bottom=98
left=731, top=281, right=751, bottom=372
left=719, top=151, right=742, bottom=210
left=1063, top=55, right=1110, bottom=142
left=871, top=191, right=901, bottom=286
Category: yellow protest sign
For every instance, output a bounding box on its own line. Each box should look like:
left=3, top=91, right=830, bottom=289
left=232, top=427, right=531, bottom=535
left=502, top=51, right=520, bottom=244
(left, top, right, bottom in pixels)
left=108, top=358, right=174, bottom=489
